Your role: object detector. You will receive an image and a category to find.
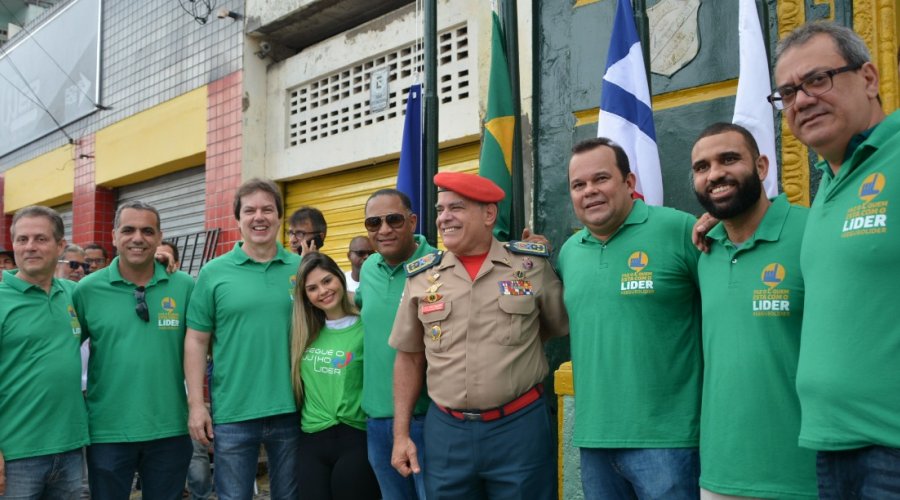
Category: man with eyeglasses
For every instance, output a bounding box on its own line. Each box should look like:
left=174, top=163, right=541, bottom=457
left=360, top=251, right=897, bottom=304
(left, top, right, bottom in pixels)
left=355, top=188, right=435, bottom=499
left=0, top=206, right=89, bottom=498
left=83, top=243, right=110, bottom=274
left=390, top=173, right=568, bottom=499
left=185, top=178, right=302, bottom=499
left=769, top=21, right=900, bottom=494
left=72, top=201, right=194, bottom=498
left=56, top=244, right=90, bottom=282
left=288, top=206, right=328, bottom=255
left=345, top=235, right=374, bottom=295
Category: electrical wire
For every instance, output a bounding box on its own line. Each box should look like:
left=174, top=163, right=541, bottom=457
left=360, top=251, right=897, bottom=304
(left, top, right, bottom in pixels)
left=0, top=53, right=75, bottom=143
left=177, top=0, right=217, bottom=25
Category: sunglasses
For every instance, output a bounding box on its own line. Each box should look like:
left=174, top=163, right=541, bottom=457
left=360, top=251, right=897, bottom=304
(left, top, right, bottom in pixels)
left=134, top=286, right=149, bottom=322
left=60, top=260, right=91, bottom=273
left=350, top=250, right=375, bottom=257
left=364, top=213, right=407, bottom=232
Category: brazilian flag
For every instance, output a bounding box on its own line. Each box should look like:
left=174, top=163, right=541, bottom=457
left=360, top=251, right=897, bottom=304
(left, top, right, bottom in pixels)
left=479, top=9, right=515, bottom=241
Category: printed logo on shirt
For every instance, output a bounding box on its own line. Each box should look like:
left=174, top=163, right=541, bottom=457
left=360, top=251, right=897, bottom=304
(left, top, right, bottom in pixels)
left=67, top=304, right=82, bottom=336
left=289, top=275, right=297, bottom=301
left=157, top=297, right=181, bottom=330
left=842, top=172, right=888, bottom=237
left=303, top=347, right=354, bottom=375
left=620, top=251, right=654, bottom=295
left=752, top=263, right=791, bottom=316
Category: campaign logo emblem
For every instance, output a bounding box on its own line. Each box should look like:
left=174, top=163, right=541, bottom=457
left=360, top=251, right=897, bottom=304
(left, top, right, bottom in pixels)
left=332, top=352, right=354, bottom=369
left=858, top=173, right=885, bottom=203
left=760, top=263, right=784, bottom=289
left=67, top=304, right=82, bottom=336
left=157, top=297, right=181, bottom=329
left=289, top=275, right=298, bottom=301
left=161, top=297, right=176, bottom=312
left=627, top=251, right=649, bottom=272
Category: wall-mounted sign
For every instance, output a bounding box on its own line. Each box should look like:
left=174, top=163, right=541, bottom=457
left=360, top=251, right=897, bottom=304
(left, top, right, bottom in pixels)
left=369, top=66, right=390, bottom=113
left=648, top=0, right=700, bottom=77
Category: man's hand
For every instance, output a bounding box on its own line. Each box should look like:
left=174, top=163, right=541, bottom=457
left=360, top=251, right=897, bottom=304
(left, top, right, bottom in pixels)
left=155, top=253, right=178, bottom=274
left=391, top=435, right=420, bottom=477
left=692, top=213, right=719, bottom=253
left=1, top=449, right=6, bottom=495
left=188, top=404, right=214, bottom=446
left=521, top=228, right=551, bottom=252
left=298, top=238, right=318, bottom=256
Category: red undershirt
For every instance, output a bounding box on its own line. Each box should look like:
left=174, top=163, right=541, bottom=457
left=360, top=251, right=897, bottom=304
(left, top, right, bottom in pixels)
left=456, top=252, right=489, bottom=281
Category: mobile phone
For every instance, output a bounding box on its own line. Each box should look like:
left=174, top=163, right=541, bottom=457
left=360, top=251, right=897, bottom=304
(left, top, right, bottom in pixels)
left=311, top=235, right=324, bottom=250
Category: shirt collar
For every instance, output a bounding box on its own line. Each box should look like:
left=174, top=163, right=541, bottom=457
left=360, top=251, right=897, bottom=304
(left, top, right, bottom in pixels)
left=231, top=241, right=293, bottom=264
left=107, top=256, right=169, bottom=286
left=375, top=234, right=431, bottom=273
left=707, top=194, right=790, bottom=251
left=577, top=199, right=647, bottom=244
left=1, top=270, right=65, bottom=295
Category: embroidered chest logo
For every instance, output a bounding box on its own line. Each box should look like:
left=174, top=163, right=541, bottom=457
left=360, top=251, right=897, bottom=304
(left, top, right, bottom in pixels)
left=67, top=304, right=82, bottom=336
left=620, top=251, right=654, bottom=295
left=752, top=263, right=791, bottom=316
left=289, top=275, right=298, bottom=301
left=842, top=172, right=888, bottom=237
left=158, top=297, right=181, bottom=329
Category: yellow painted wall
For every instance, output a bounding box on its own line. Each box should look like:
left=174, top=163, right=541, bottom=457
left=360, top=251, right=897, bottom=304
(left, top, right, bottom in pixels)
left=94, top=87, right=207, bottom=187
left=3, top=145, right=75, bottom=212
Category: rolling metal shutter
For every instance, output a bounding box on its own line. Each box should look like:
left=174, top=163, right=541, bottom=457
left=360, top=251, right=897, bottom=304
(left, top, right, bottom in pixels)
left=284, top=143, right=479, bottom=270
left=54, top=203, right=73, bottom=244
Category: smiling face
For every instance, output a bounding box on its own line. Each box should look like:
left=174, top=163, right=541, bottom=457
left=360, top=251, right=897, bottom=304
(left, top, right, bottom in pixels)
left=775, top=33, right=881, bottom=165
left=304, top=266, right=346, bottom=319
left=691, top=131, right=767, bottom=219
left=12, top=216, right=66, bottom=283
left=435, top=190, right=495, bottom=256
left=568, top=145, right=636, bottom=241
left=238, top=190, right=281, bottom=249
left=114, top=208, right=162, bottom=270
left=364, top=194, right=417, bottom=266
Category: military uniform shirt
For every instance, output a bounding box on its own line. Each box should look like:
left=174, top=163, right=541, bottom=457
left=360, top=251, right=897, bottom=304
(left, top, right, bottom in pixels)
left=558, top=200, right=702, bottom=447
left=0, top=272, right=89, bottom=460
left=74, top=259, right=194, bottom=443
left=357, top=234, right=433, bottom=418
left=698, top=195, right=817, bottom=499
left=390, top=237, right=568, bottom=410
left=187, top=242, right=300, bottom=424
left=797, top=110, right=900, bottom=450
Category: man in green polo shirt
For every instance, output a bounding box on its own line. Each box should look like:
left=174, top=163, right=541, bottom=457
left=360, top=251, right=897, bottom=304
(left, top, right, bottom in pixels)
left=355, top=188, right=432, bottom=499
left=691, top=123, right=816, bottom=499
left=185, top=178, right=301, bottom=500
left=73, top=200, right=194, bottom=498
left=773, top=22, right=900, bottom=493
left=558, top=138, right=701, bottom=500
left=0, top=205, right=89, bottom=498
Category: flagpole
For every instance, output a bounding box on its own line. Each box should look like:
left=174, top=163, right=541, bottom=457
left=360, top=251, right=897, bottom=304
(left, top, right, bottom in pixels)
left=423, top=0, right=439, bottom=245
left=500, top=0, right=524, bottom=238
left=632, top=0, right=651, bottom=89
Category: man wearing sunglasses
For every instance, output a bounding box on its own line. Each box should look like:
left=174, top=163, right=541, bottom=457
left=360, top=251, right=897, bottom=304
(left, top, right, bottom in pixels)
left=72, top=201, right=195, bottom=499
left=355, top=189, right=435, bottom=499
left=0, top=206, right=88, bottom=498
left=56, top=244, right=90, bottom=282
left=389, top=173, right=569, bottom=499
left=772, top=22, right=900, bottom=494
left=288, top=206, right=327, bottom=255
left=344, top=235, right=374, bottom=294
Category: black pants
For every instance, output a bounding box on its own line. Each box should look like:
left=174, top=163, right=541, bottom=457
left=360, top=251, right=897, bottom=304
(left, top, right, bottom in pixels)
left=297, top=423, right=381, bottom=500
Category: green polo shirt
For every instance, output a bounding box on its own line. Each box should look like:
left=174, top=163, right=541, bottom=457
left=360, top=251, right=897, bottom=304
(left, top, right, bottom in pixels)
left=797, top=110, right=900, bottom=450
left=698, top=195, right=817, bottom=499
left=187, top=242, right=300, bottom=424
left=558, top=200, right=702, bottom=448
left=356, top=235, right=433, bottom=418
left=73, top=258, right=194, bottom=443
left=300, top=318, right=367, bottom=432
left=0, top=272, right=89, bottom=460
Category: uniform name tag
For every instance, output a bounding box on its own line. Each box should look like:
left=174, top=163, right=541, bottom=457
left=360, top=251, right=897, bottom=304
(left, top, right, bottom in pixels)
left=422, top=302, right=446, bottom=314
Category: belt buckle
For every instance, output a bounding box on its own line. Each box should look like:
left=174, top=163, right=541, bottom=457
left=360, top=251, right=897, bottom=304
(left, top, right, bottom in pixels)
left=460, top=411, right=482, bottom=421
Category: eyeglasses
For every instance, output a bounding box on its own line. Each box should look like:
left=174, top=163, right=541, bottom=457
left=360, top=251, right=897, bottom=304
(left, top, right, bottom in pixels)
left=364, top=213, right=407, bottom=232
left=287, top=230, right=322, bottom=239
left=59, top=260, right=91, bottom=273
left=134, top=286, right=149, bottom=322
left=767, top=64, right=861, bottom=110
left=85, top=258, right=106, bottom=266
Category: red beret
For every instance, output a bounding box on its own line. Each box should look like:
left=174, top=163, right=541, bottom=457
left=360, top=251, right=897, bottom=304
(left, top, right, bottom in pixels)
left=433, top=172, right=505, bottom=203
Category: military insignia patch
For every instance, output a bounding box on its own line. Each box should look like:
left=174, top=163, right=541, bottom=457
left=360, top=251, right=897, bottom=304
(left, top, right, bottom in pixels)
left=506, top=240, right=549, bottom=257
left=406, top=251, right=443, bottom=277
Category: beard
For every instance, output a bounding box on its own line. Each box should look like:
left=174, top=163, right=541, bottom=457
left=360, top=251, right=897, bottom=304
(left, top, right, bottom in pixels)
left=695, top=171, right=763, bottom=220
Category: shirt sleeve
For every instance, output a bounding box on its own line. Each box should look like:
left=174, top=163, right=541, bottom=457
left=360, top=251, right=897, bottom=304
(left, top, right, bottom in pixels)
left=186, top=270, right=214, bottom=333
left=537, top=258, right=569, bottom=339
left=72, top=281, right=91, bottom=342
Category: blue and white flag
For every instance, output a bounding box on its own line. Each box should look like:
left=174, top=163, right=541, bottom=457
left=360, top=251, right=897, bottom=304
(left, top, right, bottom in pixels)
left=733, top=0, right=779, bottom=197
left=597, top=0, right=663, bottom=205
left=397, top=83, right=425, bottom=234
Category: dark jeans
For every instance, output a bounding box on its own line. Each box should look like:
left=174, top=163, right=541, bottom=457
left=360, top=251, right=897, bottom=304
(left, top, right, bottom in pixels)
left=366, top=416, right=427, bottom=500
left=424, top=398, right=555, bottom=500
left=579, top=447, right=700, bottom=500
left=3, top=449, right=83, bottom=500
left=817, top=446, right=900, bottom=499
left=87, top=434, right=192, bottom=500
left=296, top=423, right=381, bottom=500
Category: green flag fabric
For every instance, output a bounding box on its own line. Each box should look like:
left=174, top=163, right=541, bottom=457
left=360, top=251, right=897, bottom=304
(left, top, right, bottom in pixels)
left=479, top=10, right=515, bottom=241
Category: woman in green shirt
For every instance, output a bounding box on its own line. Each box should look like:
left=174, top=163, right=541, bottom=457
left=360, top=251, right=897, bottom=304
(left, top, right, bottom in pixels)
left=290, top=252, right=380, bottom=500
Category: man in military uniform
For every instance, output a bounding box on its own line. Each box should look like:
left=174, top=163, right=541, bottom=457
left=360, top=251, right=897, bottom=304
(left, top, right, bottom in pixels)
left=390, top=172, right=568, bottom=499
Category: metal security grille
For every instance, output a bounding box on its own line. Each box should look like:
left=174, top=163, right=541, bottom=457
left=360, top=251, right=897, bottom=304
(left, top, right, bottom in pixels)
left=54, top=203, right=73, bottom=243
left=287, top=23, right=470, bottom=147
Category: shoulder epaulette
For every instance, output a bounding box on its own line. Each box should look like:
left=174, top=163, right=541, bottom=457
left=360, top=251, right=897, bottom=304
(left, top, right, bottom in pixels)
left=405, top=251, right=443, bottom=277
left=505, top=240, right=550, bottom=257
